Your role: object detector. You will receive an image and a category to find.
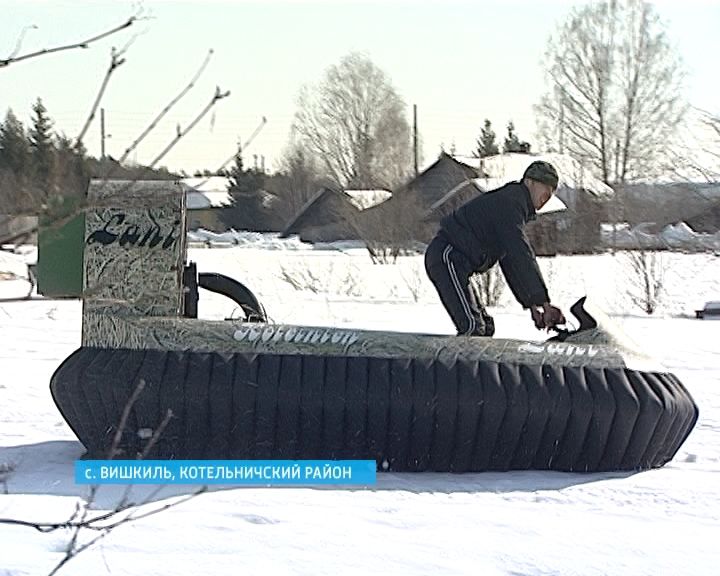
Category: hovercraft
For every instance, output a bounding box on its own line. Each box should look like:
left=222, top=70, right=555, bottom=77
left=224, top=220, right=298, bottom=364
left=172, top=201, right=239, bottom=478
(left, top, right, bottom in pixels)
left=49, top=180, right=698, bottom=472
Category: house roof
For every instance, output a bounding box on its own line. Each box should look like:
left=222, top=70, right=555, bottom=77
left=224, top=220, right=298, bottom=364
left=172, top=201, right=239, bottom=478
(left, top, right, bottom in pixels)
left=395, top=152, right=483, bottom=209
left=345, top=189, right=392, bottom=210
left=616, top=182, right=720, bottom=229
left=181, top=176, right=232, bottom=209
left=280, top=187, right=362, bottom=238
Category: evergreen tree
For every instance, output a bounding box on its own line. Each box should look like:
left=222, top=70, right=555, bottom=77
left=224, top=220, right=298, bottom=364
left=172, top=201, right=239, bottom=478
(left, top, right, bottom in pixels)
left=503, top=121, right=521, bottom=153
left=503, top=121, right=531, bottom=154
left=220, top=147, right=271, bottom=231
left=228, top=149, right=264, bottom=195
left=475, top=119, right=499, bottom=158
left=0, top=109, right=31, bottom=174
left=29, top=98, right=56, bottom=185
left=55, top=133, right=90, bottom=198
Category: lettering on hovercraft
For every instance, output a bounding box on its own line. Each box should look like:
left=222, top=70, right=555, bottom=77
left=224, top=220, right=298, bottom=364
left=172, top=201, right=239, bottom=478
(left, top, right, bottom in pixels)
left=233, top=326, right=360, bottom=346
left=86, top=212, right=180, bottom=250
left=517, top=342, right=600, bottom=357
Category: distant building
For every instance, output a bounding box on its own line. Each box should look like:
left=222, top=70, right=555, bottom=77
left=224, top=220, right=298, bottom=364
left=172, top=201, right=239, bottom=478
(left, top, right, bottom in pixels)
left=182, top=176, right=283, bottom=232
left=282, top=153, right=483, bottom=245
left=614, top=182, right=720, bottom=232
left=181, top=176, right=232, bottom=231
left=391, top=153, right=483, bottom=212
left=686, top=200, right=720, bottom=234
left=276, top=152, right=614, bottom=255
left=0, top=215, right=37, bottom=245
left=357, top=153, right=484, bottom=245
left=281, top=186, right=390, bottom=242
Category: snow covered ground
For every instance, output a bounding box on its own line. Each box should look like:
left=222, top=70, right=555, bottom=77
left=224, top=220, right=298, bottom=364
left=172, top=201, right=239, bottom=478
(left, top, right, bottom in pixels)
left=1, top=238, right=719, bottom=576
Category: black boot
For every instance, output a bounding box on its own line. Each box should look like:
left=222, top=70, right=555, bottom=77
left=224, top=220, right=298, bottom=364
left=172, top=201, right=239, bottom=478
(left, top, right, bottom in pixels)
left=482, top=313, right=495, bottom=337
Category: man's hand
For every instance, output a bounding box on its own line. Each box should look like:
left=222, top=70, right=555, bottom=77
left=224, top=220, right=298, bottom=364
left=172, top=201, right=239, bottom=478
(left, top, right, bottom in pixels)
left=542, top=304, right=565, bottom=329
left=530, top=304, right=565, bottom=330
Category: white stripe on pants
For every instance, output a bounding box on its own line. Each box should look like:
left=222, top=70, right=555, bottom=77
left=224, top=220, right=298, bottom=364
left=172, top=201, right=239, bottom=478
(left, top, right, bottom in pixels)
left=442, top=244, right=477, bottom=335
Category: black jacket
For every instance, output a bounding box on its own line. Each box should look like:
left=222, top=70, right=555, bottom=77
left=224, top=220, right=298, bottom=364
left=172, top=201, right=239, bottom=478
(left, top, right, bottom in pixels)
left=438, top=181, right=550, bottom=308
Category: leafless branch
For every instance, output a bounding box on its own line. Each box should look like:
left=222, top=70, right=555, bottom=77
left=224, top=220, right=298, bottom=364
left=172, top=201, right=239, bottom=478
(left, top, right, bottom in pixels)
left=117, top=49, right=215, bottom=165
left=107, top=487, right=207, bottom=529
left=139, top=409, right=173, bottom=459
left=0, top=16, right=138, bottom=69
left=0, top=374, right=203, bottom=576
left=5, top=24, right=39, bottom=61
left=47, top=530, right=109, bottom=576
left=76, top=47, right=127, bottom=146
left=198, top=115, right=267, bottom=183
left=147, top=86, right=230, bottom=169
left=0, top=487, right=206, bottom=535
left=28, top=486, right=206, bottom=576
left=170, top=112, right=268, bottom=204
left=108, top=378, right=146, bottom=459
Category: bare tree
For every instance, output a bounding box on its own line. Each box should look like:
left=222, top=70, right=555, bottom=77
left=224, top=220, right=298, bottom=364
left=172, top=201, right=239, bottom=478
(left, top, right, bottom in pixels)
left=0, top=378, right=205, bottom=576
left=625, top=249, right=664, bottom=314
left=698, top=110, right=720, bottom=180
left=668, top=108, right=720, bottom=183
left=357, top=194, right=425, bottom=263
left=536, top=0, right=686, bottom=185
left=292, top=52, right=413, bottom=190
left=704, top=110, right=720, bottom=145
left=270, top=139, right=325, bottom=222
left=470, top=268, right=505, bottom=308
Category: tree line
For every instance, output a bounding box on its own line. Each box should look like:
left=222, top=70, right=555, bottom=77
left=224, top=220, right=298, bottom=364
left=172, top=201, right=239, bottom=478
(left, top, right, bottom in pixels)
left=220, top=0, right=697, bottom=233
left=0, top=98, right=177, bottom=217
left=475, top=120, right=531, bottom=158
left=2, top=0, right=704, bottom=235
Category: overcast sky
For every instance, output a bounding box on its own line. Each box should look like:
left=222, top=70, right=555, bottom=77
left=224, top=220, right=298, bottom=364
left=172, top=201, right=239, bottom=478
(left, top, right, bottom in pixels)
left=2, top=0, right=718, bottom=175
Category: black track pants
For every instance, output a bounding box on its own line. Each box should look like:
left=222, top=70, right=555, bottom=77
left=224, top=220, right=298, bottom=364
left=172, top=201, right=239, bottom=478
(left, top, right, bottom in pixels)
left=424, top=236, right=495, bottom=337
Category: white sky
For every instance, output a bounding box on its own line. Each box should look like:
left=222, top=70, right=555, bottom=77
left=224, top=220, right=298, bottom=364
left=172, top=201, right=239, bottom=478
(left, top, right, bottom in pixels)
left=1, top=0, right=719, bottom=175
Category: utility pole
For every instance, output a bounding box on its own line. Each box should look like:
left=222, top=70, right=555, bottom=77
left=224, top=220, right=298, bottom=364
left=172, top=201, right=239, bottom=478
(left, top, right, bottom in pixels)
left=612, top=138, right=622, bottom=254
left=558, top=95, right=565, bottom=154
left=100, top=108, right=106, bottom=160
left=413, top=104, right=418, bottom=177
